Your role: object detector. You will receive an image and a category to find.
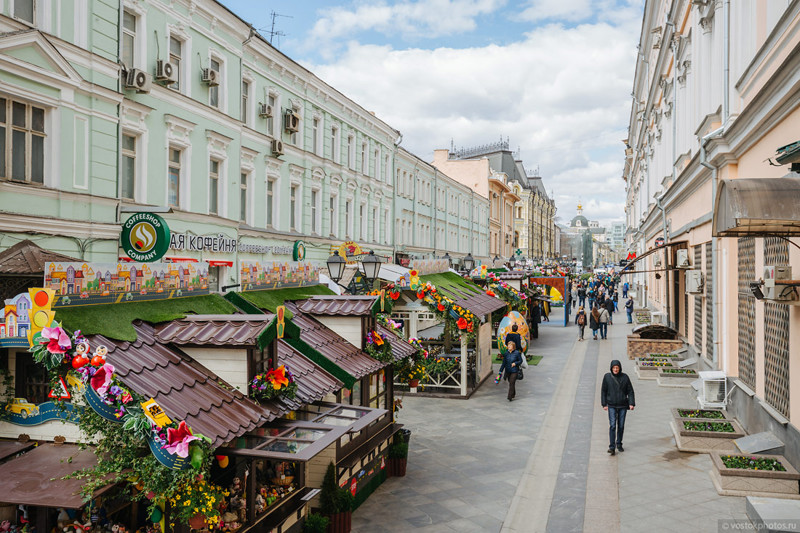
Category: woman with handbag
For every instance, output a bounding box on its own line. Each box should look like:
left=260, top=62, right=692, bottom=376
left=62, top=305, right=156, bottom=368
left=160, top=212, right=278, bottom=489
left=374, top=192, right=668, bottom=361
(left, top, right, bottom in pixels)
left=496, top=341, right=523, bottom=402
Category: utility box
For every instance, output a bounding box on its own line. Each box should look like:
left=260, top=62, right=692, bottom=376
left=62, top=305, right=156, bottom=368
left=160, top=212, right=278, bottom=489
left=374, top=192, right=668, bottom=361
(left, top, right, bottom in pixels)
left=676, top=249, right=690, bottom=268
left=698, top=371, right=727, bottom=409
left=763, top=265, right=796, bottom=301
left=686, top=270, right=704, bottom=294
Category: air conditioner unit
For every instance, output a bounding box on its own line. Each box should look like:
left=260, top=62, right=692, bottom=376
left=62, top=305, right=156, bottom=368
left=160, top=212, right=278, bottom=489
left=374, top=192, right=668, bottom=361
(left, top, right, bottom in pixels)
left=124, top=68, right=152, bottom=93
left=698, top=371, right=728, bottom=409
left=686, top=269, right=704, bottom=294
left=763, top=265, right=797, bottom=302
left=284, top=110, right=300, bottom=133
left=676, top=249, right=690, bottom=268
left=258, top=103, right=273, bottom=118
left=271, top=139, right=284, bottom=156
left=201, top=68, right=220, bottom=86
left=653, top=254, right=662, bottom=268
left=155, top=60, right=177, bottom=84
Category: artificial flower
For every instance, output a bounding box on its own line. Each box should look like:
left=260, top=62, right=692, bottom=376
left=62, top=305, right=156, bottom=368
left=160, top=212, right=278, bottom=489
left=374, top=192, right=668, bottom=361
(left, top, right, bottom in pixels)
left=90, top=363, right=115, bottom=396
left=374, top=332, right=384, bottom=346
left=456, top=317, right=468, bottom=330
left=266, top=366, right=290, bottom=389
left=42, top=326, right=72, bottom=353
left=437, top=303, right=445, bottom=312
left=486, top=290, right=496, bottom=297
left=164, top=421, right=199, bottom=458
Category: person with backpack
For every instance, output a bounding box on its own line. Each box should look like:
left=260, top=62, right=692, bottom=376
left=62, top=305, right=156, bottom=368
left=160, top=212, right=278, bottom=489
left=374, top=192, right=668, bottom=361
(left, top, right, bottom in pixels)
left=625, top=295, right=634, bottom=324
left=575, top=306, right=587, bottom=341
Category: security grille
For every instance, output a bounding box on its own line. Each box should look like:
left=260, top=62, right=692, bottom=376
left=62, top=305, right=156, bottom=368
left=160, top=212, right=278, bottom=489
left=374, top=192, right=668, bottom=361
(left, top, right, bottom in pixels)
left=705, top=243, right=713, bottom=360
left=763, top=237, right=789, bottom=417
left=684, top=293, right=688, bottom=337
left=737, top=237, right=756, bottom=388
left=694, top=246, right=702, bottom=352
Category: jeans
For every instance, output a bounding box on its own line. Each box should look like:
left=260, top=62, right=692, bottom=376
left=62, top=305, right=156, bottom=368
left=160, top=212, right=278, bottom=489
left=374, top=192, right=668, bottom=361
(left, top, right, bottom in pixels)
left=588, top=298, right=595, bottom=310
left=579, top=296, right=586, bottom=308
left=507, top=372, right=518, bottom=400
left=608, top=407, right=628, bottom=449
left=599, top=323, right=608, bottom=339
left=578, top=325, right=585, bottom=339
left=626, top=310, right=633, bottom=323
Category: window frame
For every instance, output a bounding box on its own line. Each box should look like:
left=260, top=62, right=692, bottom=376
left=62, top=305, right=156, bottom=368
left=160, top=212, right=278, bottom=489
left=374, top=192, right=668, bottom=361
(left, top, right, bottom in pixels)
left=12, top=0, right=35, bottom=24
left=241, top=80, right=250, bottom=125
left=239, top=170, right=249, bottom=224
left=208, top=158, right=220, bottom=215
left=121, top=9, right=137, bottom=69
left=329, top=193, right=338, bottom=238
left=120, top=132, right=137, bottom=200
left=331, top=125, right=340, bottom=163
left=167, top=146, right=182, bottom=208
left=345, top=198, right=353, bottom=238
left=290, top=184, right=299, bottom=231
left=168, top=35, right=184, bottom=92
left=347, top=135, right=355, bottom=170
left=310, top=188, right=320, bottom=235
left=208, top=55, right=223, bottom=110
left=266, top=177, right=276, bottom=228
left=0, top=97, right=46, bottom=184
left=267, top=93, right=277, bottom=136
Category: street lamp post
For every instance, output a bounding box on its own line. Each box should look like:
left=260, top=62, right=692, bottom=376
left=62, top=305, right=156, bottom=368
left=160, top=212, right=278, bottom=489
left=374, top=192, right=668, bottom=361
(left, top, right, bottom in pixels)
left=326, top=250, right=346, bottom=284
left=326, top=250, right=382, bottom=293
left=360, top=250, right=382, bottom=287
left=463, top=253, right=475, bottom=272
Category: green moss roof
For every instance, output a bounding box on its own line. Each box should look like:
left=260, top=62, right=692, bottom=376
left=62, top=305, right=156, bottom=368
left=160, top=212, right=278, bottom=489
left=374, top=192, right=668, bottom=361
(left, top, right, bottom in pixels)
left=419, top=272, right=482, bottom=300
left=54, top=294, right=238, bottom=342
left=236, top=285, right=335, bottom=318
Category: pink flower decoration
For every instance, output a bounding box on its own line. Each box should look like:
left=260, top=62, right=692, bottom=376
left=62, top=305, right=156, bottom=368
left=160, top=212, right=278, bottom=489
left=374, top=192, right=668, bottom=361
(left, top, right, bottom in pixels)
left=90, top=363, right=115, bottom=396
left=42, top=326, right=72, bottom=354
left=163, top=421, right=199, bottom=458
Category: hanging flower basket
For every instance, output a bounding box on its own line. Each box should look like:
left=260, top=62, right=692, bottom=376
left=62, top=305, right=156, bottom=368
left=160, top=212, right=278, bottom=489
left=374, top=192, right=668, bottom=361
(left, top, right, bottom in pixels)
left=249, top=365, right=298, bottom=401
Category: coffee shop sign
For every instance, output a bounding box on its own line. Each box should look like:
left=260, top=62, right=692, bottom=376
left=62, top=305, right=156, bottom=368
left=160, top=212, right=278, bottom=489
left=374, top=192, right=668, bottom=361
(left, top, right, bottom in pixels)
left=169, top=233, right=237, bottom=253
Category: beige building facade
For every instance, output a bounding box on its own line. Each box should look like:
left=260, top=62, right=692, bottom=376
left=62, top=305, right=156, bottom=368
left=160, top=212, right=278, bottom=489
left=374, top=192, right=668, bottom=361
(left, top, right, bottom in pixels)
left=625, top=0, right=800, bottom=460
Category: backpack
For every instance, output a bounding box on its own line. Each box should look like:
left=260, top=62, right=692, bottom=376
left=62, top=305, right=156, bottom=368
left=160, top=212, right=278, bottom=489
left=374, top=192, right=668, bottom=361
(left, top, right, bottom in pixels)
left=577, top=313, right=586, bottom=325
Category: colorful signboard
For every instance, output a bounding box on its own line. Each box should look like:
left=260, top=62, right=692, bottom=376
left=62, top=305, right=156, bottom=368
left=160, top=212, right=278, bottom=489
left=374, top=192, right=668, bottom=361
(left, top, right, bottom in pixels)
left=121, top=212, right=171, bottom=262
left=169, top=232, right=237, bottom=253
left=330, top=241, right=363, bottom=264
left=408, top=259, right=449, bottom=276
left=239, top=261, right=320, bottom=292
left=292, top=241, right=306, bottom=262
left=44, top=261, right=210, bottom=308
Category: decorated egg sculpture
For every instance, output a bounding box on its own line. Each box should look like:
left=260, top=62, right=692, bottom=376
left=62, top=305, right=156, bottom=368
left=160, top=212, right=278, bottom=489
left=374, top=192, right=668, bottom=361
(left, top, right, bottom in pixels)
left=496, top=311, right=530, bottom=354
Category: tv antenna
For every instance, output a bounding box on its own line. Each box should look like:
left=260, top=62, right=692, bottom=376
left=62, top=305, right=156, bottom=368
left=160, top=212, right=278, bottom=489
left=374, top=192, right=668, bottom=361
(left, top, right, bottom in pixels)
left=266, top=10, right=292, bottom=46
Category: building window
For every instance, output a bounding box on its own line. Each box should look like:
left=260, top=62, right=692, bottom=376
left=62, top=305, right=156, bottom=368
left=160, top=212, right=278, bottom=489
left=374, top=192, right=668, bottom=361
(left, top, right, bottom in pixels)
left=290, top=106, right=300, bottom=146
left=266, top=179, right=275, bottom=227
left=168, top=148, right=181, bottom=207
left=169, top=37, right=182, bottom=91
left=347, top=135, right=354, bottom=169
left=312, top=117, right=320, bottom=155
left=384, top=209, right=390, bottom=244
left=346, top=199, right=353, bottom=238
left=329, top=194, right=338, bottom=237
left=240, top=172, right=248, bottom=223
left=290, top=185, right=298, bottom=231
left=331, top=126, right=339, bottom=163
left=1, top=98, right=45, bottom=183
left=209, top=159, right=219, bottom=215
left=267, top=94, right=276, bottom=135
left=241, top=80, right=249, bottom=124
left=373, top=149, right=379, bottom=180
left=121, top=133, right=136, bottom=199
left=122, top=10, right=136, bottom=68
left=209, top=58, right=221, bottom=108
left=361, top=142, right=367, bottom=174
left=384, top=155, right=390, bottom=183
left=360, top=204, right=366, bottom=240
left=311, top=189, right=319, bottom=234
left=13, top=0, right=34, bottom=24
left=372, top=207, right=378, bottom=242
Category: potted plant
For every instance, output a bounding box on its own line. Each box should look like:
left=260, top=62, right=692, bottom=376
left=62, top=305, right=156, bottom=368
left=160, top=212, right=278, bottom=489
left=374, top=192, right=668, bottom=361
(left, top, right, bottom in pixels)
left=303, top=513, right=330, bottom=533
left=387, top=440, right=409, bottom=477
left=169, top=479, right=227, bottom=530
left=319, top=462, right=353, bottom=533
left=406, top=364, right=426, bottom=388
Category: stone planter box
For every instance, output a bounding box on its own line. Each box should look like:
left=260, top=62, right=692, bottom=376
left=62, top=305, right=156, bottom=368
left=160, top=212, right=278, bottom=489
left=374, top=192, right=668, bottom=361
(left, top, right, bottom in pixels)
left=670, top=418, right=745, bottom=453
left=627, top=336, right=684, bottom=359
left=647, top=353, right=682, bottom=358
left=657, top=369, right=698, bottom=387
left=635, top=360, right=676, bottom=380
left=670, top=408, right=730, bottom=421
left=710, top=454, right=800, bottom=499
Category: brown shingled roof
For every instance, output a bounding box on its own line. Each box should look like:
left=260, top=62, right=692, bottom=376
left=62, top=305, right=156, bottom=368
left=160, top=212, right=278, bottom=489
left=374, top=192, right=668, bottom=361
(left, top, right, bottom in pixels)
left=285, top=302, right=385, bottom=378
left=0, top=240, right=80, bottom=275
left=376, top=324, right=416, bottom=361
left=89, top=321, right=280, bottom=448
left=446, top=287, right=508, bottom=317
left=275, top=340, right=343, bottom=411
left=155, top=314, right=276, bottom=346
left=294, top=296, right=378, bottom=316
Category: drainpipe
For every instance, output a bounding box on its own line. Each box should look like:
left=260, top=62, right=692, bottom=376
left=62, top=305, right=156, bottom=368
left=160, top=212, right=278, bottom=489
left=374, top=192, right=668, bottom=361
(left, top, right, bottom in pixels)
left=655, top=193, right=670, bottom=326
left=392, top=134, right=402, bottom=262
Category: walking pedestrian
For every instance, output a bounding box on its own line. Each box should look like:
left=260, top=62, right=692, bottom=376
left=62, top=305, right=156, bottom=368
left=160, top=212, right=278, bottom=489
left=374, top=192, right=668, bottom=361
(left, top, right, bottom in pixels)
left=625, top=295, right=634, bottom=324
left=531, top=302, right=540, bottom=339
left=604, top=296, right=615, bottom=325
left=590, top=306, right=600, bottom=340
left=601, top=360, right=635, bottom=455
left=504, top=324, right=522, bottom=353
left=578, top=284, right=587, bottom=308
left=587, top=287, right=596, bottom=311
left=622, top=281, right=629, bottom=298
left=598, top=304, right=609, bottom=339
left=496, top=340, right=523, bottom=401
left=541, top=301, right=549, bottom=322
left=575, top=306, right=587, bottom=341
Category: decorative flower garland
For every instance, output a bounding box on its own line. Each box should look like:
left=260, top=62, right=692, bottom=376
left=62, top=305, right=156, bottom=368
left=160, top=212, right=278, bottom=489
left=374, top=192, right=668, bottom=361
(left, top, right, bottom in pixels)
left=364, top=330, right=395, bottom=363
left=408, top=277, right=478, bottom=337
left=485, top=273, right=528, bottom=313
left=367, top=282, right=401, bottom=300
left=249, top=366, right=298, bottom=401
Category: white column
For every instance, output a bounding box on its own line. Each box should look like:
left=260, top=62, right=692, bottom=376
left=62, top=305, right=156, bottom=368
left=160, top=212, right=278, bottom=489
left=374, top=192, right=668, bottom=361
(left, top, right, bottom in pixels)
left=460, top=333, right=468, bottom=397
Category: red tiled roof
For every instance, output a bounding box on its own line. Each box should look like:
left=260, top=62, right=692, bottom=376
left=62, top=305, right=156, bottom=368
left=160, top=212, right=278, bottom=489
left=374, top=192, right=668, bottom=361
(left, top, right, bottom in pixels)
left=155, top=314, right=276, bottom=346
left=89, top=321, right=281, bottom=447
left=376, top=324, right=416, bottom=361
left=276, top=340, right=342, bottom=411
left=294, top=296, right=378, bottom=316
left=285, top=302, right=385, bottom=378
left=0, top=240, right=80, bottom=275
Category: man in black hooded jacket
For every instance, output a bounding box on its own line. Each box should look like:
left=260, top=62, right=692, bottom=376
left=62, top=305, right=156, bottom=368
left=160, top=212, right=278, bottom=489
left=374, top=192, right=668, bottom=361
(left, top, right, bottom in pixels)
left=600, top=359, right=635, bottom=455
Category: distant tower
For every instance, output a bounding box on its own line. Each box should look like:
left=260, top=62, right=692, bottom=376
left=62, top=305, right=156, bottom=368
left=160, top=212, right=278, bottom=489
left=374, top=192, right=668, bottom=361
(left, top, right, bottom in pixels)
left=577, top=202, right=583, bottom=216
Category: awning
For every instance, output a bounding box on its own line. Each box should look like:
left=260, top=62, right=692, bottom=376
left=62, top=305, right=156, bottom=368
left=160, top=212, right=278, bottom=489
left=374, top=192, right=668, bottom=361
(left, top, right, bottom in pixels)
left=0, top=444, right=112, bottom=508
left=713, top=178, right=800, bottom=237
left=165, top=256, right=199, bottom=263
left=619, top=241, right=687, bottom=275
left=379, top=263, right=410, bottom=283
left=207, top=260, right=234, bottom=267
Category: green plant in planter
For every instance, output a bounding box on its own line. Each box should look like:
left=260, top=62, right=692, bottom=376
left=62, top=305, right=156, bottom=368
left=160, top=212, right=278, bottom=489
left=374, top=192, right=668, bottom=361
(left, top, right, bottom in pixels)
left=303, top=513, right=330, bottom=533
left=320, top=462, right=353, bottom=516
left=683, top=421, right=735, bottom=432
left=721, top=455, right=787, bottom=471
left=661, top=368, right=696, bottom=374
left=678, top=409, right=725, bottom=419
left=388, top=441, right=409, bottom=459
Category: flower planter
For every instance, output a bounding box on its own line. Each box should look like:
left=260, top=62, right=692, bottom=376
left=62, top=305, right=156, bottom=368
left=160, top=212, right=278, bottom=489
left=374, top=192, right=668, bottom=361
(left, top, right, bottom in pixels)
left=656, top=369, right=697, bottom=388
left=670, top=408, right=730, bottom=420
left=635, top=360, right=676, bottom=380
left=188, top=514, right=207, bottom=530
left=326, top=511, right=352, bottom=533
left=408, top=379, right=420, bottom=388
left=648, top=353, right=681, bottom=358
left=709, top=454, right=800, bottom=499
left=669, top=418, right=745, bottom=454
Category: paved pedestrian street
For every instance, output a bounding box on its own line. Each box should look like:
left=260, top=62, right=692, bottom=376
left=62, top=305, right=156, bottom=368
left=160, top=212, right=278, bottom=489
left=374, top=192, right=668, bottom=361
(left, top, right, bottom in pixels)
left=352, top=307, right=748, bottom=532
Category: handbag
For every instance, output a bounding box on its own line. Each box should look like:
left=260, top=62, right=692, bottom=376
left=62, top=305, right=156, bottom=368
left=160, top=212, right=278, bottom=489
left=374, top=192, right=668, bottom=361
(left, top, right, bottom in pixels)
left=517, top=368, right=524, bottom=380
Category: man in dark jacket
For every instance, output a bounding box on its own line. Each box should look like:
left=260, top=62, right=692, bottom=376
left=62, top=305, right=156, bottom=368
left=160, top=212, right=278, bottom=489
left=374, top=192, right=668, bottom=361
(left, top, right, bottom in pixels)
left=604, top=296, right=615, bottom=325
left=600, top=359, right=635, bottom=455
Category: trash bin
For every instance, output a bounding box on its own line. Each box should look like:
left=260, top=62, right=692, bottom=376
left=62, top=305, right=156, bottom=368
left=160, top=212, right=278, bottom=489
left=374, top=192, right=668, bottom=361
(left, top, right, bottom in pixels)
left=398, top=428, right=411, bottom=444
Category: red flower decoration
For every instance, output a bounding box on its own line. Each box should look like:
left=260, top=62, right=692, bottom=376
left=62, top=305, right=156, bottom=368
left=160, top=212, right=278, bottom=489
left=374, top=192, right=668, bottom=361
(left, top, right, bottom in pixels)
left=486, top=290, right=496, bottom=297
left=437, top=303, right=445, bottom=312
left=390, top=291, right=400, bottom=300
left=417, top=292, right=425, bottom=300
left=467, top=322, right=474, bottom=332
left=456, top=317, right=468, bottom=330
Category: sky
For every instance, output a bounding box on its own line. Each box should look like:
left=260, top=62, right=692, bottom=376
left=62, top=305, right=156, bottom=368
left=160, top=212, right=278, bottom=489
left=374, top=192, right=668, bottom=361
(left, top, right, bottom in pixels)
left=220, top=0, right=644, bottom=227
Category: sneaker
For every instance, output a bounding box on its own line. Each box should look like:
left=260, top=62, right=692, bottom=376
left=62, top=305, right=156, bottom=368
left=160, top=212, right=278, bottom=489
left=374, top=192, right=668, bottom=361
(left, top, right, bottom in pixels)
left=608, top=448, right=615, bottom=456
left=617, top=445, right=624, bottom=452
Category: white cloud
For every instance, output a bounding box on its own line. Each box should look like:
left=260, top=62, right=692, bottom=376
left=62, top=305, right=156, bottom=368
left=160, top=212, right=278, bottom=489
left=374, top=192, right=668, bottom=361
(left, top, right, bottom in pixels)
left=304, top=2, right=642, bottom=229
left=519, top=0, right=594, bottom=23
left=307, top=0, right=506, bottom=52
